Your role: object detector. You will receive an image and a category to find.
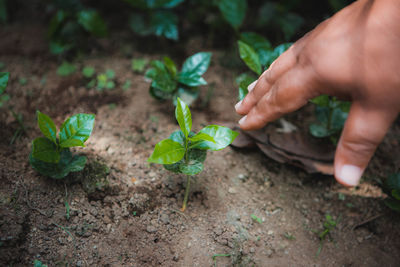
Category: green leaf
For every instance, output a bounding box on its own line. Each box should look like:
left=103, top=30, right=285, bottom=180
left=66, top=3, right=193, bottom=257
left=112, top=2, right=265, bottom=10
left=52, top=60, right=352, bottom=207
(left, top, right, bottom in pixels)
left=32, top=137, right=60, bottom=163
left=392, top=189, right=400, bottom=201
left=59, top=113, right=95, bottom=148
left=177, top=72, right=207, bottom=87
left=0, top=93, right=10, bottom=107
left=37, top=111, right=57, bottom=144
left=180, top=160, right=204, bottom=175
left=0, top=0, right=7, bottom=23
left=82, top=66, right=95, bottom=78
left=168, top=130, right=185, bottom=146
left=49, top=41, right=73, bottom=55
left=129, top=13, right=153, bottom=36
left=384, top=198, right=400, bottom=213
left=150, top=10, right=178, bottom=40
left=105, top=69, right=115, bottom=79
left=264, top=43, right=292, bottom=67
left=240, top=32, right=272, bottom=66
left=163, top=56, right=177, bottom=76
left=57, top=62, right=77, bottom=77
left=310, top=95, right=330, bottom=107
left=181, top=52, right=212, bottom=76
left=123, top=79, right=131, bottom=91
left=238, top=41, right=261, bottom=75
left=132, top=58, right=148, bottom=72
left=0, top=72, right=9, bottom=94
left=236, top=73, right=255, bottom=101
left=309, top=123, right=332, bottom=138
left=29, top=149, right=86, bottom=179
left=48, top=10, right=67, bottom=38
left=148, top=139, right=185, bottom=164
left=190, top=132, right=215, bottom=144
left=146, top=60, right=177, bottom=93
left=191, top=125, right=238, bottom=151
left=77, top=10, right=108, bottom=38
left=175, top=97, right=192, bottom=138
left=164, top=149, right=207, bottom=175
left=124, top=0, right=184, bottom=9
left=217, top=0, right=247, bottom=29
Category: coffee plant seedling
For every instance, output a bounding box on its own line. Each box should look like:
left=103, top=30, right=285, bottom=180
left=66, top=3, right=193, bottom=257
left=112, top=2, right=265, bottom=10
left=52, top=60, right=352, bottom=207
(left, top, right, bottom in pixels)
left=48, top=1, right=107, bottom=55
left=29, top=111, right=95, bottom=179
left=148, top=97, right=238, bottom=211
left=146, top=52, right=212, bottom=106
left=57, top=62, right=77, bottom=77
left=309, top=95, right=349, bottom=143
left=383, top=173, right=400, bottom=212
left=237, top=33, right=291, bottom=100
left=82, top=67, right=116, bottom=91
left=0, top=72, right=10, bottom=108
left=124, top=0, right=184, bottom=40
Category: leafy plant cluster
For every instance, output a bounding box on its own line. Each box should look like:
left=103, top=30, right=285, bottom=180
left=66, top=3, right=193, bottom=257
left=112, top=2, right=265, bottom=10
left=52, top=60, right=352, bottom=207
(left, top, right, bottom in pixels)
left=29, top=111, right=95, bottom=179
left=124, top=0, right=184, bottom=41
left=145, top=52, right=212, bottom=106
left=0, top=71, right=10, bottom=108
left=148, top=97, right=238, bottom=210
left=48, top=0, right=108, bottom=55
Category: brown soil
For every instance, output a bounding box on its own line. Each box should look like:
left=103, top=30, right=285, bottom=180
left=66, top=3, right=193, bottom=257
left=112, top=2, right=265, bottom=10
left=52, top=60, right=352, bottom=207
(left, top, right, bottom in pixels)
left=1, top=23, right=400, bottom=267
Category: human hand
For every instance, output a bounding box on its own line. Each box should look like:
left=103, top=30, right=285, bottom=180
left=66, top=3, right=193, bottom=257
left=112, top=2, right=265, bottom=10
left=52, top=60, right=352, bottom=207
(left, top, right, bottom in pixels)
left=235, top=0, right=400, bottom=186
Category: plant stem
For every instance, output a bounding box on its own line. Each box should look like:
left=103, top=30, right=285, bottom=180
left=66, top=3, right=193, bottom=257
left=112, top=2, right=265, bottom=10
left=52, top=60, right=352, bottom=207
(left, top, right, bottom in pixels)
left=181, top=175, right=191, bottom=212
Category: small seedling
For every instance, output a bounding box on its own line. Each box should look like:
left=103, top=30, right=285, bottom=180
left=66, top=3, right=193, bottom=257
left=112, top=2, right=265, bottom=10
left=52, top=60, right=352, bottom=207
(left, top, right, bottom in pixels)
left=383, top=173, right=400, bottom=212
left=283, top=232, right=296, bottom=240
left=145, top=52, right=212, bottom=106
left=237, top=33, right=291, bottom=100
left=122, top=79, right=131, bottom=91
left=314, top=214, right=339, bottom=256
left=0, top=72, right=10, bottom=108
left=131, top=58, right=148, bottom=73
left=57, top=62, right=77, bottom=77
left=29, top=111, right=95, bottom=179
left=148, top=98, right=238, bottom=211
left=309, top=95, right=349, bottom=143
left=82, top=67, right=116, bottom=91
left=250, top=214, right=262, bottom=224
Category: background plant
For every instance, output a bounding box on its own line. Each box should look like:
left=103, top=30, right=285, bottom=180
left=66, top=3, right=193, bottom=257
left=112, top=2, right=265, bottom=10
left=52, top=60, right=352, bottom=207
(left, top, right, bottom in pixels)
left=29, top=111, right=95, bottom=179
left=145, top=52, right=212, bottom=106
left=48, top=0, right=108, bottom=55
left=82, top=67, right=116, bottom=91
left=148, top=97, right=238, bottom=211
left=124, top=0, right=184, bottom=41
left=0, top=72, right=10, bottom=108
left=383, top=173, right=400, bottom=212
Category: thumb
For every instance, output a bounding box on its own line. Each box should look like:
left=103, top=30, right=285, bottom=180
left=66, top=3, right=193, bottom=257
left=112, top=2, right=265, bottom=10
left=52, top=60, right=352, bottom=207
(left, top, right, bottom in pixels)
left=334, top=103, right=397, bottom=186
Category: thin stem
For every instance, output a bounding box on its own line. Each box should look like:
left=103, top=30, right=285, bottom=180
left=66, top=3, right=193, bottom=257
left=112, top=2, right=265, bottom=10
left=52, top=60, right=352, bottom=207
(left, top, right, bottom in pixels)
left=181, top=175, right=191, bottom=212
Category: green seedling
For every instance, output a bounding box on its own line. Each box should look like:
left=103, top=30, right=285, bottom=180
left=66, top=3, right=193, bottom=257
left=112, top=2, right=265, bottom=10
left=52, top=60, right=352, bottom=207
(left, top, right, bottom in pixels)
left=18, top=77, right=27, bottom=86
left=0, top=72, right=10, bottom=108
left=57, top=62, right=77, bottom=77
left=122, top=79, right=131, bottom=91
left=146, top=52, right=212, bottom=106
left=29, top=111, right=95, bottom=179
left=33, top=260, right=48, bottom=267
left=383, top=173, right=400, bottom=212
left=124, top=0, right=184, bottom=40
left=283, top=232, right=296, bottom=240
left=250, top=214, right=262, bottom=224
left=148, top=98, right=238, bottom=211
left=237, top=33, right=291, bottom=100
left=309, top=95, right=349, bottom=143
left=132, top=58, right=149, bottom=73
left=82, top=67, right=116, bottom=91
left=314, top=214, right=339, bottom=256
left=48, top=2, right=107, bottom=55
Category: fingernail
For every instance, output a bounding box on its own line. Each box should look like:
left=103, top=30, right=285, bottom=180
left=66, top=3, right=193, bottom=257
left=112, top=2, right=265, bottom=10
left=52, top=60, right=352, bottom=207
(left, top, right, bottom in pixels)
left=248, top=80, right=257, bottom=92
left=337, top=165, right=362, bottom=186
left=235, top=100, right=242, bottom=111
left=238, top=115, right=247, bottom=125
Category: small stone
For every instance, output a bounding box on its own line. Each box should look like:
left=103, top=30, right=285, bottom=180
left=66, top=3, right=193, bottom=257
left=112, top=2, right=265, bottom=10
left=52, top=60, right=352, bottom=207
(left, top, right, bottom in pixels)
left=238, top=174, right=247, bottom=181
left=228, top=187, right=237, bottom=194
left=76, top=260, right=83, bottom=267
left=149, top=172, right=156, bottom=178
left=267, top=230, right=274, bottom=236
left=265, top=249, right=273, bottom=257
left=146, top=225, right=157, bottom=233
left=160, top=214, right=170, bottom=224
left=250, top=247, right=255, bottom=253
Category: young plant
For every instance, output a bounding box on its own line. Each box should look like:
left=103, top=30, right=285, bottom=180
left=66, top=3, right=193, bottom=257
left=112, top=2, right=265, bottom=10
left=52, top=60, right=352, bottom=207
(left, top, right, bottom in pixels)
left=145, top=52, right=212, bottom=106
left=309, top=95, right=350, bottom=144
left=148, top=97, right=238, bottom=211
left=29, top=111, right=95, bottom=179
left=57, top=61, right=77, bottom=77
left=383, top=173, right=400, bottom=212
left=124, top=0, right=184, bottom=41
left=314, top=214, right=339, bottom=256
left=82, top=67, right=116, bottom=91
left=216, top=0, right=247, bottom=32
left=237, top=33, right=291, bottom=100
left=0, top=72, right=10, bottom=108
left=48, top=1, right=107, bottom=55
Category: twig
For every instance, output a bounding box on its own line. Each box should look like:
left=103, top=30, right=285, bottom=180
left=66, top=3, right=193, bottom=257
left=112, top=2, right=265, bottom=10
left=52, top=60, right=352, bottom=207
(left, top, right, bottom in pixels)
left=352, top=213, right=385, bottom=231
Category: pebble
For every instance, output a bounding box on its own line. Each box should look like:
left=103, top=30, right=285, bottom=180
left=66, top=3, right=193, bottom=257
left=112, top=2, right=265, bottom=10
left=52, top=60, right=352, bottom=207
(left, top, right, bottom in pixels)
left=268, top=230, right=274, bottom=236
left=76, top=260, right=83, bottom=267
left=146, top=225, right=157, bottom=233
left=228, top=187, right=237, bottom=194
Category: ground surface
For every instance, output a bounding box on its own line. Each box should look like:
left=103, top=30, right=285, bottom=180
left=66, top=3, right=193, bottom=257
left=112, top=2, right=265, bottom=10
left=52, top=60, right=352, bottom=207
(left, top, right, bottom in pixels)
left=0, top=23, right=400, bottom=267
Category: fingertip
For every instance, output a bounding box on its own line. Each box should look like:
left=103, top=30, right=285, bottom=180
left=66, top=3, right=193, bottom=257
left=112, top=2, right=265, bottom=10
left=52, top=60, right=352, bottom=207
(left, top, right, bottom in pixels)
left=335, top=164, right=363, bottom=187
